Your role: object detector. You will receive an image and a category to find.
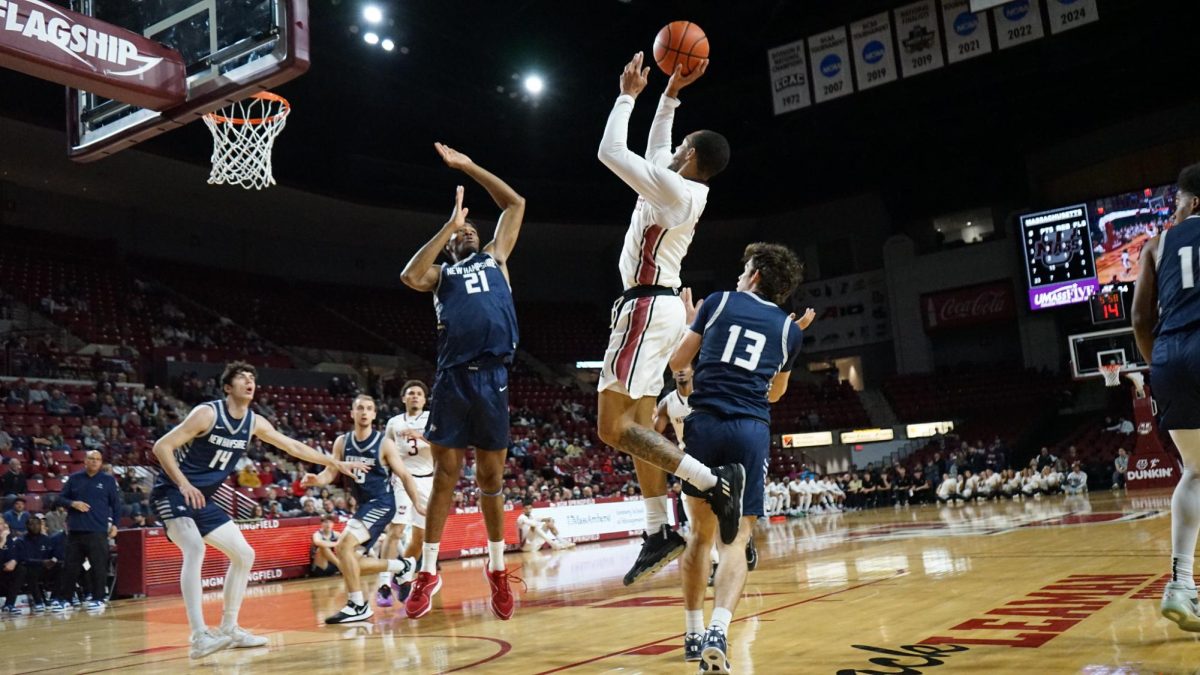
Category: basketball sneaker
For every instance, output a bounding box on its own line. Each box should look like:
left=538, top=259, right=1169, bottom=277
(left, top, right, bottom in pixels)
left=745, top=535, right=758, bottom=572
left=325, top=600, right=374, bottom=624
left=622, top=524, right=687, bottom=586
left=1161, top=581, right=1200, bottom=631
left=683, top=632, right=703, bottom=662
left=394, top=576, right=412, bottom=602
left=376, top=583, right=394, bottom=608
left=189, top=628, right=234, bottom=659
left=485, top=562, right=522, bottom=621
left=704, top=464, right=746, bottom=545
left=699, top=628, right=731, bottom=673
left=404, top=571, right=442, bottom=619
left=222, top=624, right=269, bottom=648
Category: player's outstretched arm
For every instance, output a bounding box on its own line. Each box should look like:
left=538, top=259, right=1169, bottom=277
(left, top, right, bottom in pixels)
left=435, top=143, right=526, bottom=266
left=598, top=52, right=691, bottom=212
left=647, top=62, right=709, bottom=167
left=253, top=415, right=366, bottom=477
left=381, top=438, right=426, bottom=516
left=400, top=186, right=470, bottom=292
left=1131, top=238, right=1160, bottom=364
left=301, top=436, right=345, bottom=488
left=152, top=404, right=217, bottom=509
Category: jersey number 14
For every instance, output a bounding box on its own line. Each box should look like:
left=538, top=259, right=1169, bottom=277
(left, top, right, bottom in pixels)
left=208, top=450, right=235, bottom=472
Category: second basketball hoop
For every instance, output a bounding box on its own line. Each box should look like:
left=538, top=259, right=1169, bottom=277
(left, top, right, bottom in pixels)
left=204, top=91, right=292, bottom=190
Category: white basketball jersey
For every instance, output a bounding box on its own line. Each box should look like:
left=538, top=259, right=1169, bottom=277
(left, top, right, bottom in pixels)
left=385, top=411, right=433, bottom=476
left=618, top=189, right=708, bottom=290
left=663, top=390, right=692, bottom=445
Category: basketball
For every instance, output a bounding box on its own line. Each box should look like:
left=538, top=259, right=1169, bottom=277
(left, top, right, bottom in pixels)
left=653, top=21, right=708, bottom=76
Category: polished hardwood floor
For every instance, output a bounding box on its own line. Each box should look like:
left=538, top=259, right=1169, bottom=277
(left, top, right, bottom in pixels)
left=2, top=488, right=1195, bottom=674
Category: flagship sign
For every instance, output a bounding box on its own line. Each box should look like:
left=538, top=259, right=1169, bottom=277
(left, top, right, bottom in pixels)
left=921, top=281, right=1016, bottom=332
left=0, top=0, right=185, bottom=110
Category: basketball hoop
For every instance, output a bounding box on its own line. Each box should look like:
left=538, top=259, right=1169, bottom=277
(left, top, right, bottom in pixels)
left=203, top=91, right=291, bottom=190
left=1100, top=363, right=1122, bottom=388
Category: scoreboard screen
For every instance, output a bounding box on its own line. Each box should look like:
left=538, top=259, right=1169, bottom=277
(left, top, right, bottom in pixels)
left=1021, top=204, right=1098, bottom=310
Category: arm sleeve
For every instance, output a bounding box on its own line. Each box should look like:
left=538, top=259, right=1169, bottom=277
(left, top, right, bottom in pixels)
left=689, top=293, right=721, bottom=334
left=782, top=323, right=804, bottom=372
left=598, top=95, right=692, bottom=213
left=60, top=476, right=76, bottom=502
left=108, top=477, right=120, bottom=524
left=645, top=94, right=679, bottom=168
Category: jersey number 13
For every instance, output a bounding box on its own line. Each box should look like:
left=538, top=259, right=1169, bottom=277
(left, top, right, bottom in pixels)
left=720, top=325, right=766, bottom=371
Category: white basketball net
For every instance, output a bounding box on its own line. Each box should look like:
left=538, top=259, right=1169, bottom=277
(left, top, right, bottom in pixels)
left=1100, top=364, right=1122, bottom=388
left=203, top=92, right=291, bottom=190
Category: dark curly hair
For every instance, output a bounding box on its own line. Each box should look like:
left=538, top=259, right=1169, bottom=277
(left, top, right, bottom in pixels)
left=220, top=361, right=257, bottom=389
left=742, top=242, right=803, bottom=306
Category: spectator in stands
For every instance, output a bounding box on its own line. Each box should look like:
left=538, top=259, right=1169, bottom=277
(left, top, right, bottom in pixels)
left=27, top=382, right=49, bottom=405
left=1113, top=448, right=1129, bottom=490
left=0, top=426, right=11, bottom=453
left=0, top=520, right=24, bottom=615
left=81, top=393, right=100, bottom=417
left=249, top=505, right=265, bottom=520
left=7, top=379, right=29, bottom=403
left=311, top=516, right=339, bottom=577
left=1, top=458, right=25, bottom=498
left=45, top=389, right=72, bottom=416
left=43, top=502, right=67, bottom=535
left=21, top=515, right=56, bottom=612
left=4, top=497, right=29, bottom=535
left=97, top=395, right=118, bottom=420
left=299, top=500, right=319, bottom=518
left=237, top=463, right=261, bottom=488
left=52, top=450, right=119, bottom=612
left=1036, top=447, right=1059, bottom=471
left=130, top=513, right=149, bottom=528
left=332, top=497, right=350, bottom=518
left=81, top=425, right=104, bottom=451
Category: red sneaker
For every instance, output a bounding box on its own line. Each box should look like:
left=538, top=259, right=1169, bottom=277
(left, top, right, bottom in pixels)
left=484, top=563, right=523, bottom=621
left=404, top=571, right=442, bottom=620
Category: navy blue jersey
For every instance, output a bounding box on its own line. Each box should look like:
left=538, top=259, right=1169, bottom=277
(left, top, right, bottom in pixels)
left=1156, top=217, right=1200, bottom=337
left=342, top=430, right=391, bottom=504
left=434, top=252, right=519, bottom=370
left=154, top=400, right=254, bottom=496
left=688, top=292, right=803, bottom=423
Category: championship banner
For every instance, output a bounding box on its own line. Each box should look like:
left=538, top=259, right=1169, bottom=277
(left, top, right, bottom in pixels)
left=940, top=0, right=992, bottom=64
left=851, top=12, right=898, bottom=91
left=921, top=280, right=1017, bottom=332
left=993, top=0, right=1045, bottom=49
left=1047, top=0, right=1098, bottom=34
left=768, top=38, right=812, bottom=115
left=807, top=26, right=854, bottom=104
left=796, top=270, right=891, bottom=352
left=894, top=0, right=945, bottom=78
left=0, top=0, right=185, bottom=110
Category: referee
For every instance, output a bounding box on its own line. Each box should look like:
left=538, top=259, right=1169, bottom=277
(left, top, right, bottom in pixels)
left=52, top=450, right=119, bottom=612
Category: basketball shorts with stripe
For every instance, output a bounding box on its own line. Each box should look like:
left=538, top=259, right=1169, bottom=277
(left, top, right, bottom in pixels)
left=598, top=294, right=685, bottom=399
left=391, top=474, right=434, bottom=528
left=345, top=496, right=396, bottom=550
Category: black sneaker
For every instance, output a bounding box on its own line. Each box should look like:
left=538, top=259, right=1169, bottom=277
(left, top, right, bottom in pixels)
left=700, top=627, right=731, bottom=673
left=622, top=524, right=686, bottom=586
left=324, top=600, right=374, bottom=624
left=704, top=464, right=745, bottom=545
left=745, top=535, right=757, bottom=571
left=683, top=632, right=703, bottom=662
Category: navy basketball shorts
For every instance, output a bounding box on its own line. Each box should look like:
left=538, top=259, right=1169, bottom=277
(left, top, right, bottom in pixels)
left=346, top=496, right=396, bottom=551
left=1151, top=332, right=1200, bottom=431
left=680, top=411, right=770, bottom=517
left=427, top=363, right=510, bottom=451
left=151, top=484, right=231, bottom=537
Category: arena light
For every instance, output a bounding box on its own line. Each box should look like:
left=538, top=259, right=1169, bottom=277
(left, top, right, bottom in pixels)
left=381, top=39, right=395, bottom=51
left=524, top=75, right=545, bottom=95
left=364, top=32, right=380, bottom=45
left=363, top=5, right=383, bottom=24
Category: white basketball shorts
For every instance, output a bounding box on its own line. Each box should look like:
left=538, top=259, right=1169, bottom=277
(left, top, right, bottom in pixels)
left=391, top=474, right=434, bottom=529
left=598, top=294, right=686, bottom=400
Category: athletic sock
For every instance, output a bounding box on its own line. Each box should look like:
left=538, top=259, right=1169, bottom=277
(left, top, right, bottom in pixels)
left=422, top=543, right=440, bottom=574
left=709, top=607, right=732, bottom=634
left=675, top=455, right=718, bottom=491
left=386, top=558, right=408, bottom=573
left=686, top=609, right=705, bottom=634
left=377, top=571, right=391, bottom=585
left=644, top=496, right=670, bottom=533
left=348, top=591, right=364, bottom=606
left=1173, top=468, right=1200, bottom=587
left=488, top=540, right=506, bottom=571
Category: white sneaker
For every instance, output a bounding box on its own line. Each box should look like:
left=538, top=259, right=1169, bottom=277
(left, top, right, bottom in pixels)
left=1162, top=581, right=1200, bottom=632
left=190, top=628, right=234, bottom=659
left=222, top=624, right=269, bottom=648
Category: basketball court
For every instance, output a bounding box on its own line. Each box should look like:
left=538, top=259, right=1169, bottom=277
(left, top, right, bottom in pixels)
left=0, top=488, right=1189, bottom=673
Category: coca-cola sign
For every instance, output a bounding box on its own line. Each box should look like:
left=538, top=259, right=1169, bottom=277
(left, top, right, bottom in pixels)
left=922, top=281, right=1016, bottom=332
left=0, top=0, right=185, bottom=110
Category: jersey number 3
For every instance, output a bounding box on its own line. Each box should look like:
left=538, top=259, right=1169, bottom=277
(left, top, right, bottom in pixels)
left=208, top=450, right=234, bottom=472
left=720, top=325, right=766, bottom=371
left=465, top=271, right=491, bottom=294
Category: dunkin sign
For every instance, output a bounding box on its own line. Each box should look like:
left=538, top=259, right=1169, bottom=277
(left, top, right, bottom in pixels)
left=922, top=281, right=1017, bottom=332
